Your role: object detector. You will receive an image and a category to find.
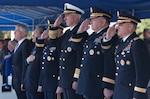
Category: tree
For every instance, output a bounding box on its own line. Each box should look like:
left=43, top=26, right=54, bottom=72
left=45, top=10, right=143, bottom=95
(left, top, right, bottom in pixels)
left=136, top=18, right=150, bottom=37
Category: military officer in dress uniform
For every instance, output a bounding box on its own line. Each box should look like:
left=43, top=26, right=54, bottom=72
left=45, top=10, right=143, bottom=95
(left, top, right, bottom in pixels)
left=24, top=25, right=46, bottom=99
left=37, top=22, right=65, bottom=99
left=102, top=13, right=150, bottom=99
left=71, top=7, right=116, bottom=99
left=51, top=3, right=85, bottom=99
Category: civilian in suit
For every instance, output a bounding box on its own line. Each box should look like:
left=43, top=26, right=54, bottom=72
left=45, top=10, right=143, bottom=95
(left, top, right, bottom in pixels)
left=24, top=25, right=46, bottom=99
left=102, top=14, right=150, bottom=99
left=52, top=3, right=85, bottom=99
left=12, top=24, right=33, bottom=99
left=71, top=7, right=115, bottom=99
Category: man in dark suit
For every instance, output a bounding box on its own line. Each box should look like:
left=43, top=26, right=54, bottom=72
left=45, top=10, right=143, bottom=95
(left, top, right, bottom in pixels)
left=71, top=7, right=115, bottom=99
left=12, top=24, right=33, bottom=99
left=102, top=13, right=150, bottom=99
left=51, top=3, right=85, bottom=99
left=24, top=25, right=46, bottom=99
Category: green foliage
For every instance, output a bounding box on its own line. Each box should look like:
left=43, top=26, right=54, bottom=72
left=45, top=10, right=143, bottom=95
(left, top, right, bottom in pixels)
left=0, top=31, right=11, bottom=39
left=136, top=18, right=150, bottom=36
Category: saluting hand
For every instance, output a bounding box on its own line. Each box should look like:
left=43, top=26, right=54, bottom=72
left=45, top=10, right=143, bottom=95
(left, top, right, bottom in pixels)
left=53, top=15, right=63, bottom=27
left=41, top=30, right=49, bottom=39
left=77, top=19, right=90, bottom=34
left=105, top=25, right=117, bottom=40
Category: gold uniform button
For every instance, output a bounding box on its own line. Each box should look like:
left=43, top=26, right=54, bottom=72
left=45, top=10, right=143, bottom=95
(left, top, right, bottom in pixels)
left=51, top=57, right=54, bottom=60
left=62, top=58, right=65, bottom=61
left=127, top=51, right=130, bottom=53
left=120, top=59, right=125, bottom=66
left=59, top=66, right=61, bottom=68
left=65, top=50, right=67, bottom=53
left=126, top=60, right=131, bottom=65
left=59, top=58, right=62, bottom=60
left=129, top=83, right=132, bottom=86
left=115, top=73, right=118, bottom=76
left=96, top=51, right=100, bottom=55
left=42, top=67, right=44, bottom=69
left=84, top=52, right=86, bottom=54
left=116, top=55, right=119, bottom=57
left=61, top=50, right=63, bottom=52
left=97, top=75, right=100, bottom=77
left=116, top=67, right=119, bottom=70
left=67, top=47, right=72, bottom=52
left=53, top=75, right=56, bottom=77
left=43, top=57, right=45, bottom=59
left=47, top=56, right=51, bottom=61
left=121, top=51, right=125, bottom=55
left=80, top=64, right=83, bottom=67
left=62, top=67, right=65, bottom=69
left=123, top=55, right=126, bottom=57
left=82, top=58, right=84, bottom=60
left=42, top=62, right=44, bottom=64
left=117, top=61, right=119, bottom=64
left=94, top=46, right=97, bottom=48
left=86, top=45, right=88, bottom=48
left=44, top=52, right=47, bottom=55
left=89, top=49, right=94, bottom=55
left=58, top=76, right=60, bottom=80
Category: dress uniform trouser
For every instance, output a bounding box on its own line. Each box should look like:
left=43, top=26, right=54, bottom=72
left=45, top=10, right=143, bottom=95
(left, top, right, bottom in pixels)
left=26, top=91, right=44, bottom=99
left=147, top=87, right=150, bottom=99
left=63, top=88, right=83, bottom=99
left=44, top=92, right=56, bottom=99
left=15, top=89, right=26, bottom=99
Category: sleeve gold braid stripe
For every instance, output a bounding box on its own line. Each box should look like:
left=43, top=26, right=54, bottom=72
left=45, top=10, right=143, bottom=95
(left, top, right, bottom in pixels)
left=57, top=93, right=62, bottom=99
left=102, top=77, right=115, bottom=84
left=73, top=68, right=80, bottom=78
left=134, top=86, right=146, bottom=93
left=71, top=38, right=82, bottom=42
left=35, top=43, right=44, bottom=47
left=101, top=45, right=111, bottom=49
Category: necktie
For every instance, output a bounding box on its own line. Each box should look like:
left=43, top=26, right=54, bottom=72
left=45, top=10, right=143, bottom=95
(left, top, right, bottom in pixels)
left=14, top=43, right=19, bottom=52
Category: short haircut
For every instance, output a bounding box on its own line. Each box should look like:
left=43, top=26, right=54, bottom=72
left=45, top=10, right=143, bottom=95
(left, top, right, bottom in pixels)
left=16, top=24, right=28, bottom=35
left=36, top=25, right=46, bottom=34
left=144, top=28, right=150, bottom=33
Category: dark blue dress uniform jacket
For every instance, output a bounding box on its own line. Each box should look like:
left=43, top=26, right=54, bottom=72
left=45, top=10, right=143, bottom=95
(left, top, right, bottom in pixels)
left=102, top=32, right=150, bottom=99
left=24, top=44, right=44, bottom=92
left=58, top=24, right=84, bottom=89
left=71, top=27, right=116, bottom=98
left=39, top=39, right=60, bottom=93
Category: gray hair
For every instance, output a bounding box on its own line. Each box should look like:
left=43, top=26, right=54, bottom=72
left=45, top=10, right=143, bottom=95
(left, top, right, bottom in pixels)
left=36, top=25, right=46, bottom=34
left=16, top=24, right=28, bottom=35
